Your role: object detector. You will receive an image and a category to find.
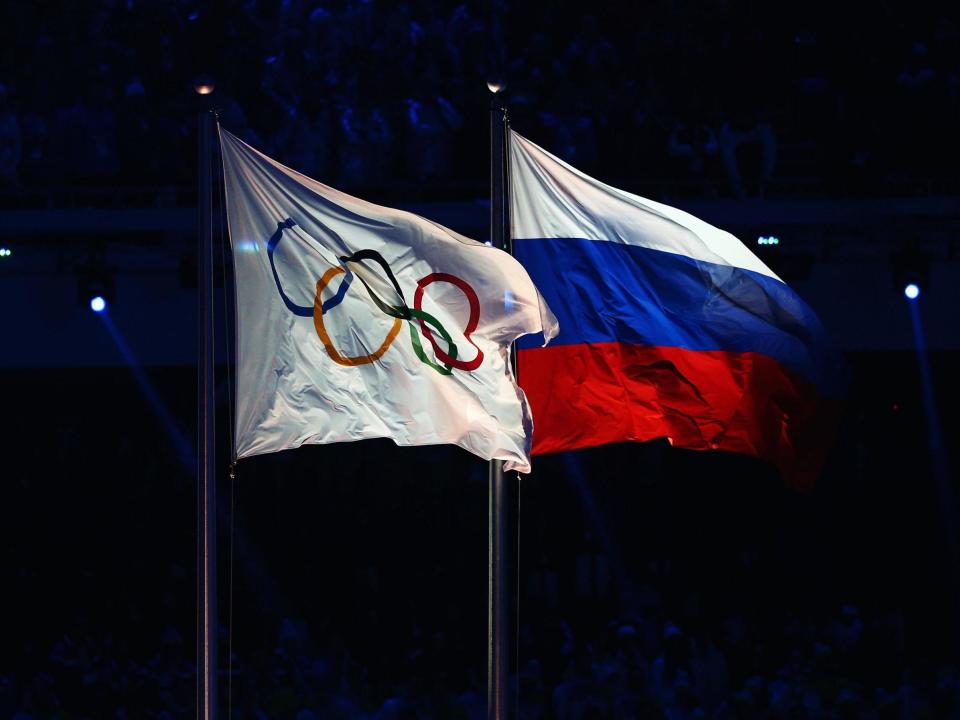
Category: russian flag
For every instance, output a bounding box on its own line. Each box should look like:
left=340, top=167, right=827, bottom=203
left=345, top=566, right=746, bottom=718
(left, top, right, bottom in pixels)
left=510, top=131, right=844, bottom=490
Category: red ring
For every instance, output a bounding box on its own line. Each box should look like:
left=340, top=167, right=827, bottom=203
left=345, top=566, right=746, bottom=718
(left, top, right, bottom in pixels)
left=413, top=273, right=484, bottom=371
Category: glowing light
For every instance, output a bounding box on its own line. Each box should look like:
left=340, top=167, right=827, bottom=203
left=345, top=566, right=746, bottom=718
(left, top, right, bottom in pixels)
left=904, top=283, right=920, bottom=300
left=193, top=75, right=215, bottom=95
left=90, top=296, right=107, bottom=313
left=0, top=247, right=10, bottom=257
left=486, top=80, right=506, bottom=94
left=757, top=236, right=780, bottom=246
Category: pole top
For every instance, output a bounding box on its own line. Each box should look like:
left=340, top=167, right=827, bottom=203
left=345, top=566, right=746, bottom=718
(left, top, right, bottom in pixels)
left=193, top=74, right=216, bottom=96
left=486, top=79, right=507, bottom=94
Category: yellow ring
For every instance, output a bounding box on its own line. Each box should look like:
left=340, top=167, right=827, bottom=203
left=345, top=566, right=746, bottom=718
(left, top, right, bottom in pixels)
left=313, top=266, right=402, bottom=366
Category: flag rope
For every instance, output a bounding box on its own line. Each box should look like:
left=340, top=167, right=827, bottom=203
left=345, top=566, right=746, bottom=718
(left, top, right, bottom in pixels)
left=514, top=472, right=522, bottom=719
left=226, top=464, right=237, bottom=719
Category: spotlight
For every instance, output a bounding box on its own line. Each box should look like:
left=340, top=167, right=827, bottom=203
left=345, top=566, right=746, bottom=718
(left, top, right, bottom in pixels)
left=78, top=265, right=115, bottom=312
left=891, top=248, right=928, bottom=300
left=486, top=79, right=507, bottom=94
left=193, top=74, right=215, bottom=96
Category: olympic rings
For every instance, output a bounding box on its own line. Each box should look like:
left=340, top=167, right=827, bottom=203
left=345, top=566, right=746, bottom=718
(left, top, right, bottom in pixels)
left=313, top=265, right=403, bottom=367
left=406, top=308, right=458, bottom=375
left=267, top=219, right=313, bottom=317
left=267, top=217, right=484, bottom=375
left=414, top=273, right=483, bottom=371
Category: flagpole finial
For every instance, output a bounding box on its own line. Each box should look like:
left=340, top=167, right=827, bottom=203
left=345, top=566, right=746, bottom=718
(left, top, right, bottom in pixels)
left=486, top=79, right=506, bottom=94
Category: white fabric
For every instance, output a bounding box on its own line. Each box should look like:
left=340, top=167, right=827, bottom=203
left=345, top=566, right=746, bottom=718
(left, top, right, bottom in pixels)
left=220, top=128, right=557, bottom=471
left=509, top=130, right=781, bottom=282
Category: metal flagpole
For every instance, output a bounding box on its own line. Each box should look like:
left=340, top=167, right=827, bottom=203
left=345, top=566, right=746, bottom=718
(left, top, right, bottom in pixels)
left=197, top=102, right=218, bottom=720
left=488, top=92, right=510, bottom=720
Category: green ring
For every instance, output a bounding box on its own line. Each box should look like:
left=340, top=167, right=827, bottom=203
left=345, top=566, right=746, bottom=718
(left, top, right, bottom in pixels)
left=406, top=308, right=458, bottom=375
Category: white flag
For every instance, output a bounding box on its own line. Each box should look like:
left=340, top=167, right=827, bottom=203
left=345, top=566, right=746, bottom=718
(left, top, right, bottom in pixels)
left=219, top=128, right=557, bottom=472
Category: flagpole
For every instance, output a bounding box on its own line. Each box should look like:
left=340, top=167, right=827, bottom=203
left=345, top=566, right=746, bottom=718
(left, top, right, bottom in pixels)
left=197, top=96, right=218, bottom=720
left=488, top=92, right=510, bottom=720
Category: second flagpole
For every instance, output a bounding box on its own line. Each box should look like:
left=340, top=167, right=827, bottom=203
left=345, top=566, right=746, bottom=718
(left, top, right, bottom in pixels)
left=488, top=92, right=510, bottom=720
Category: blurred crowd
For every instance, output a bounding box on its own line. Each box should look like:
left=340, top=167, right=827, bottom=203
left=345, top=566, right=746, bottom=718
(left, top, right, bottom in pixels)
left=3, top=3, right=960, bottom=715
left=3, top=354, right=960, bottom=719
left=1, top=1, right=959, bottom=199
left=6, top=589, right=960, bottom=718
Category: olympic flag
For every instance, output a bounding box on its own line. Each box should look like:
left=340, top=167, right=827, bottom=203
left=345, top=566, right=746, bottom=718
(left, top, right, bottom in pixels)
left=510, top=131, right=844, bottom=489
left=219, top=128, right=557, bottom=472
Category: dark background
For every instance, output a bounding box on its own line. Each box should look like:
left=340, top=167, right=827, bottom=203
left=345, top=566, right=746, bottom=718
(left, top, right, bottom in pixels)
left=4, top=353, right=960, bottom=717
left=2, top=1, right=960, bottom=718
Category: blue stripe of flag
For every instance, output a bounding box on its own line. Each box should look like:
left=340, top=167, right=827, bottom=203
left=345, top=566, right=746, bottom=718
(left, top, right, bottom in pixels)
left=514, top=237, right=841, bottom=395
